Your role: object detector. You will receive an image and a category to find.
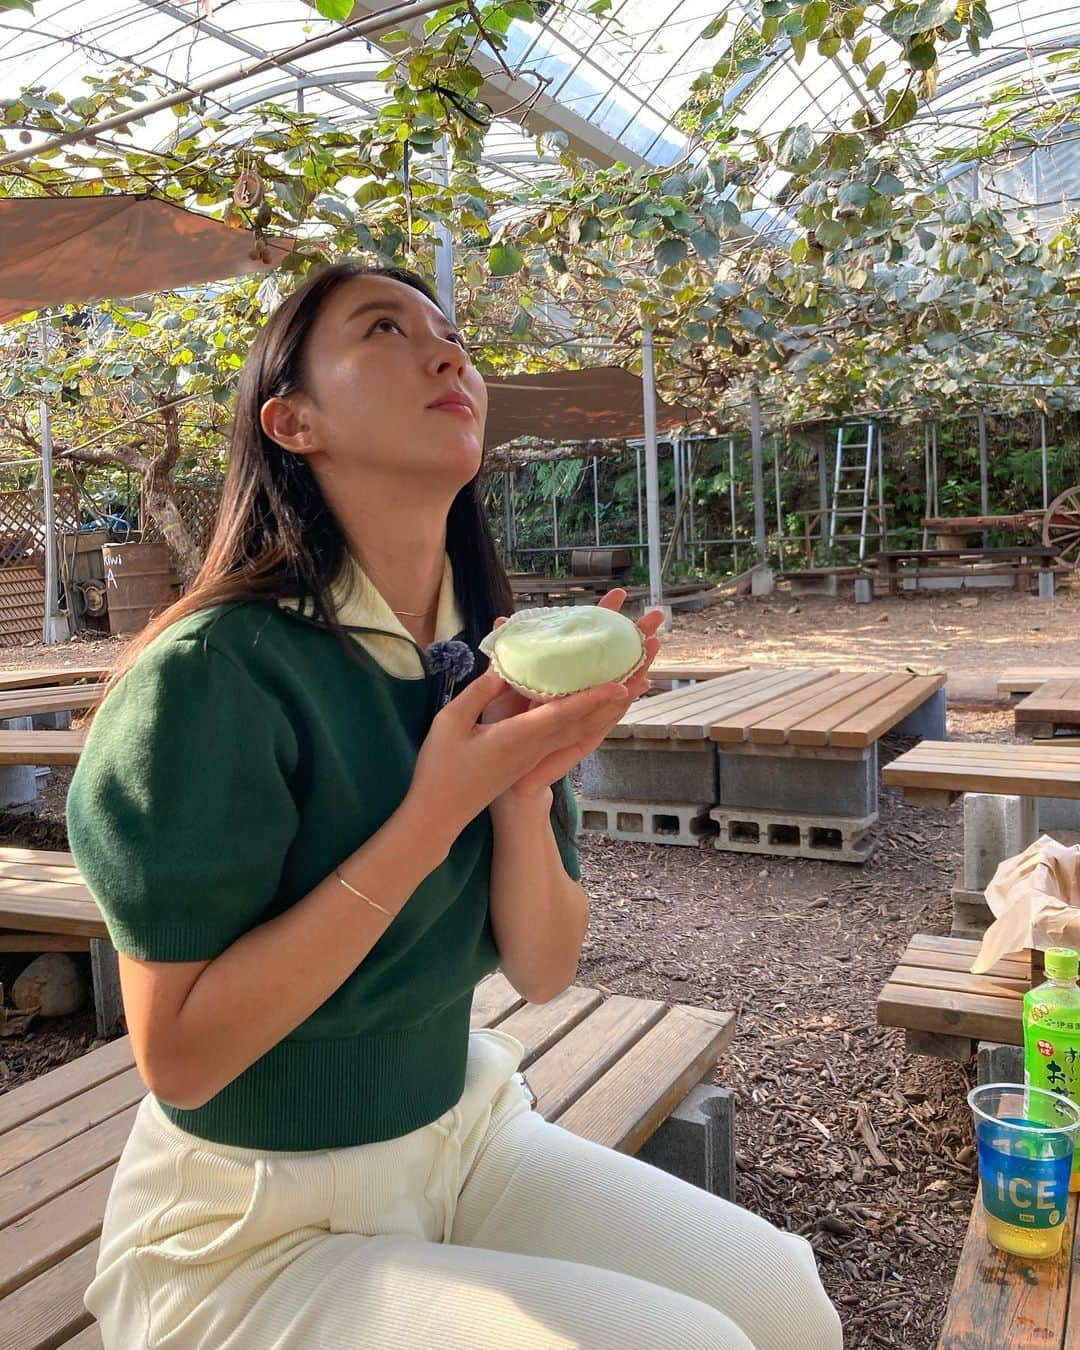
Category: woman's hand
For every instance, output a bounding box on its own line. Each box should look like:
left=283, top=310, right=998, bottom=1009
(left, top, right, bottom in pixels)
left=480, top=589, right=664, bottom=798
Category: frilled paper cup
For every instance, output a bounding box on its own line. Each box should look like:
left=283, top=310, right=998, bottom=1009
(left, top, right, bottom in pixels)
left=479, top=605, right=646, bottom=701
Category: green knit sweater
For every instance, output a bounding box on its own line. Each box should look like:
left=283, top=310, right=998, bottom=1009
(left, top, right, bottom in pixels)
left=66, top=603, right=581, bottom=1150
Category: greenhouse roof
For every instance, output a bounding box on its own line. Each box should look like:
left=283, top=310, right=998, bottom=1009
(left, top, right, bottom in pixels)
left=3, top=0, right=1079, bottom=225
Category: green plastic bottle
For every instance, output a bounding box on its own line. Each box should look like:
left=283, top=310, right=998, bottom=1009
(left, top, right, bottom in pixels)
left=1024, top=947, right=1080, bottom=1192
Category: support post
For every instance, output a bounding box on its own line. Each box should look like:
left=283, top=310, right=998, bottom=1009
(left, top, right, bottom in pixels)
left=503, top=469, right=515, bottom=568
left=433, top=138, right=456, bottom=324
left=1041, top=414, right=1049, bottom=510
left=728, top=436, right=738, bottom=574
left=749, top=389, right=771, bottom=592
left=592, top=456, right=600, bottom=547
left=642, top=325, right=663, bottom=607
left=37, top=317, right=68, bottom=646
left=978, top=409, right=989, bottom=546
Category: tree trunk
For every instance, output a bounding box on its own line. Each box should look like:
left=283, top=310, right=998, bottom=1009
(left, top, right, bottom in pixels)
left=146, top=402, right=203, bottom=585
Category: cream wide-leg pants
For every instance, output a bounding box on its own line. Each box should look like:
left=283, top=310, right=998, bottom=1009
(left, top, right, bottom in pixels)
left=86, top=1029, right=843, bottom=1349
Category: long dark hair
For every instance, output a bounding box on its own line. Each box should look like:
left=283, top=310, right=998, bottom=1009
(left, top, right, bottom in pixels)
left=109, top=262, right=574, bottom=833
left=114, top=261, right=513, bottom=670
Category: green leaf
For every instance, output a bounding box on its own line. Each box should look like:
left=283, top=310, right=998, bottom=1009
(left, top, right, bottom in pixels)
left=838, top=181, right=870, bottom=211
left=915, top=0, right=957, bottom=28
left=865, top=61, right=886, bottom=90
left=874, top=172, right=904, bottom=196
left=314, top=0, right=353, bottom=20
left=925, top=331, right=958, bottom=352
left=488, top=243, right=526, bottom=276
left=816, top=219, right=847, bottom=248
left=818, top=34, right=842, bottom=57
left=0, top=0, right=34, bottom=12
left=690, top=228, right=722, bottom=259
left=701, top=10, right=727, bottom=38
left=883, top=87, right=918, bottom=129
left=852, top=34, right=873, bottom=63
left=908, top=42, right=937, bottom=70
left=654, top=237, right=689, bottom=270
left=803, top=0, right=829, bottom=39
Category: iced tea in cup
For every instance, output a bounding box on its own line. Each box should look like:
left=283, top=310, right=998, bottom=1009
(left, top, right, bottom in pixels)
left=969, top=1083, right=1080, bottom=1259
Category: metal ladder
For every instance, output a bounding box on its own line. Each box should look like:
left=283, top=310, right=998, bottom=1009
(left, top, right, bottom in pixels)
left=828, top=422, right=876, bottom=560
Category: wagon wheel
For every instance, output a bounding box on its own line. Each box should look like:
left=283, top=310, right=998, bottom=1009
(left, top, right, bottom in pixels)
left=1044, top=484, right=1080, bottom=569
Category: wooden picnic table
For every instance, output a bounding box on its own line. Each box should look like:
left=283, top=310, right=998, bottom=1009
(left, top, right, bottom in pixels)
left=874, top=545, right=1057, bottom=595
left=882, top=741, right=1080, bottom=806
left=1013, top=679, right=1080, bottom=739
left=646, top=661, right=745, bottom=690
left=608, top=666, right=945, bottom=749
left=0, top=974, right=736, bottom=1349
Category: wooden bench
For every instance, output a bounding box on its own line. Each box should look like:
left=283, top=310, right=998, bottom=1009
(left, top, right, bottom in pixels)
left=0, top=665, right=110, bottom=694
left=580, top=667, right=945, bottom=858
left=998, top=669, right=1080, bottom=699
left=646, top=661, right=746, bottom=691
left=938, top=1194, right=1080, bottom=1348
left=874, top=546, right=1057, bottom=595
left=0, top=849, right=120, bottom=1039
left=882, top=741, right=1080, bottom=808
left=0, top=974, right=736, bottom=1349
left=876, top=932, right=1028, bottom=1060
left=1014, top=679, right=1080, bottom=739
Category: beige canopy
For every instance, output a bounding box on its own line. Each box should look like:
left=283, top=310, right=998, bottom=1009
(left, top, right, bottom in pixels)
left=0, top=195, right=292, bottom=324
left=485, top=366, right=690, bottom=451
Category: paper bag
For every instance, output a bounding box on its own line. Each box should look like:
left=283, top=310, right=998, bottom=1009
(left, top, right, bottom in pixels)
left=970, top=835, right=1080, bottom=975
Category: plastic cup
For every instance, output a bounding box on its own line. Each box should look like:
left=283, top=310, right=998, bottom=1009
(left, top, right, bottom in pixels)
left=969, top=1082, right=1080, bottom=1259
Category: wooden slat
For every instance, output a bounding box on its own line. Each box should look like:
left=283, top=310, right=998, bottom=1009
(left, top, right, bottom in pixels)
left=555, top=1005, right=736, bottom=1153
left=0, top=1105, right=137, bottom=1232
left=0, top=848, right=76, bottom=868
left=0, top=860, right=82, bottom=885
left=0, top=932, right=91, bottom=953
left=0, top=685, right=104, bottom=719
left=877, top=982, right=1022, bottom=1045
left=1015, top=679, right=1080, bottom=717
left=739, top=673, right=878, bottom=745
left=0, top=1164, right=115, bottom=1298
left=887, top=964, right=1027, bottom=1001
left=0, top=665, right=110, bottom=693
left=0, top=731, right=85, bottom=766
left=0, top=1067, right=144, bottom=1177
left=0, top=1238, right=98, bottom=1349
left=0, top=894, right=106, bottom=941
left=527, top=995, right=667, bottom=1121
left=469, top=972, right=524, bottom=1028
left=493, top=985, right=603, bottom=1066
left=829, top=673, right=946, bottom=748
left=938, top=1194, right=1076, bottom=1350
left=787, top=671, right=909, bottom=746
left=0, top=1038, right=134, bottom=1136
left=899, top=937, right=1029, bottom=980
left=647, top=662, right=745, bottom=684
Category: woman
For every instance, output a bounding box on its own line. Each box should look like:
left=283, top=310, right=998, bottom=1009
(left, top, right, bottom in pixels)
left=69, top=262, right=843, bottom=1349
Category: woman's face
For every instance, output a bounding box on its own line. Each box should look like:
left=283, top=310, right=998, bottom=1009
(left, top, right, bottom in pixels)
left=273, top=273, right=488, bottom=489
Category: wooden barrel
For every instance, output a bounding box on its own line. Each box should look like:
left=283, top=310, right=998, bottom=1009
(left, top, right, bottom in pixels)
left=101, top=542, right=180, bottom=636
left=571, top=547, right=631, bottom=578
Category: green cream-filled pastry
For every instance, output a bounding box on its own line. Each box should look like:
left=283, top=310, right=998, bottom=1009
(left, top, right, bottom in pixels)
left=480, top=605, right=646, bottom=700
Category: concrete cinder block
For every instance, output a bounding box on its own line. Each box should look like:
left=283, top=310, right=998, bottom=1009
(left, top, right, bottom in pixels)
left=977, top=1041, right=1024, bottom=1086
left=579, top=799, right=717, bottom=847
left=963, top=793, right=1039, bottom=891
left=31, top=709, right=71, bottom=730
left=710, top=805, right=876, bottom=864
left=717, top=743, right=877, bottom=818
left=580, top=744, right=718, bottom=805
left=1039, top=798, right=1080, bottom=832
left=854, top=577, right=873, bottom=604
left=950, top=876, right=992, bottom=937
left=751, top=567, right=775, bottom=597
left=787, top=573, right=838, bottom=598
left=1038, top=569, right=1055, bottom=601
left=637, top=1083, right=736, bottom=1201
left=892, top=687, right=947, bottom=741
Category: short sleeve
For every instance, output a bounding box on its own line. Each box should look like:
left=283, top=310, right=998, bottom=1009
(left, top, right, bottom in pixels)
left=66, top=635, right=300, bottom=962
left=550, top=775, right=582, bottom=882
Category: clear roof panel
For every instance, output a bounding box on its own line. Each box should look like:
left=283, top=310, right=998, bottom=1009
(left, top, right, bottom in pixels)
left=2, top=0, right=1080, bottom=230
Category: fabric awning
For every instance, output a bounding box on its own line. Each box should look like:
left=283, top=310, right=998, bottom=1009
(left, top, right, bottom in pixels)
left=484, top=367, right=691, bottom=450
left=0, top=195, right=292, bottom=323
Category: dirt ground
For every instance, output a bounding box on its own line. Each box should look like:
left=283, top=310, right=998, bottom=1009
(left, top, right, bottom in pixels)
left=0, top=589, right=1069, bottom=1347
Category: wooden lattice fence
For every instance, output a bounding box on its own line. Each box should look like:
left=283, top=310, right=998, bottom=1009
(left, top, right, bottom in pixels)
left=0, top=486, right=79, bottom=568
left=141, top=482, right=223, bottom=560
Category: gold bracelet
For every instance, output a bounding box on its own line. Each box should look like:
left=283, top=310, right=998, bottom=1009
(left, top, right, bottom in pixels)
left=334, top=866, right=394, bottom=917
